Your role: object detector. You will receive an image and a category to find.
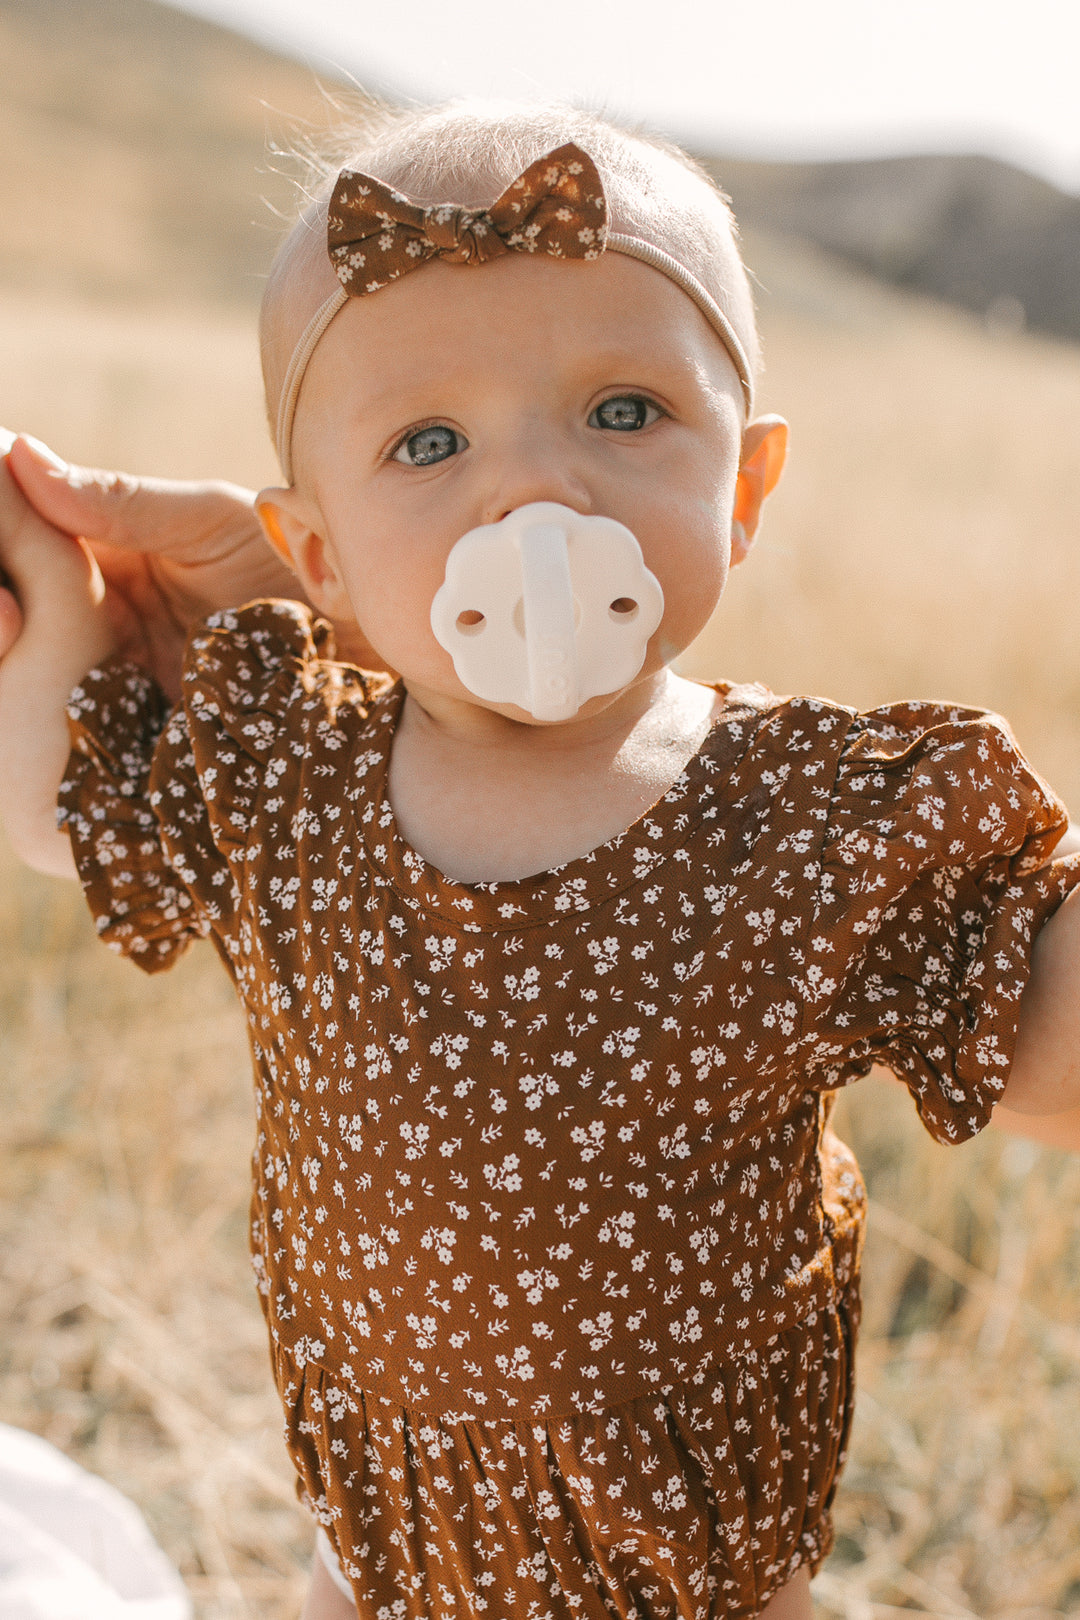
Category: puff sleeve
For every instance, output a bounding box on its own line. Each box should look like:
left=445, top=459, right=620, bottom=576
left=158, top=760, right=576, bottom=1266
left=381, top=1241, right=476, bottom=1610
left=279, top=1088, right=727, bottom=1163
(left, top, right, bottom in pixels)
left=58, top=658, right=212, bottom=971
left=799, top=701, right=1080, bottom=1142
left=58, top=600, right=373, bottom=975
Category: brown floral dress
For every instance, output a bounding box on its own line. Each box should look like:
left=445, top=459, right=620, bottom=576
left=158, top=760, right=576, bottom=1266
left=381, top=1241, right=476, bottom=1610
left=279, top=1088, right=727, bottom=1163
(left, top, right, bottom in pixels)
left=58, top=601, right=1080, bottom=1619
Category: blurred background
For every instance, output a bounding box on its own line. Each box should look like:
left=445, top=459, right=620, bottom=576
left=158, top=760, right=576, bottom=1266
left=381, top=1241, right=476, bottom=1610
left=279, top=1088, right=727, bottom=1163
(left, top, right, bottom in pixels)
left=1, top=0, right=1079, bottom=1614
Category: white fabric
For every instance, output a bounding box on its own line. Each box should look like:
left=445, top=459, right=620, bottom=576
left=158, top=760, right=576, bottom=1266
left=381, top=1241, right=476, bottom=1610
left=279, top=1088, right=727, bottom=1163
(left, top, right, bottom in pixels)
left=0, top=1426, right=190, bottom=1620
left=315, top=1529, right=352, bottom=1601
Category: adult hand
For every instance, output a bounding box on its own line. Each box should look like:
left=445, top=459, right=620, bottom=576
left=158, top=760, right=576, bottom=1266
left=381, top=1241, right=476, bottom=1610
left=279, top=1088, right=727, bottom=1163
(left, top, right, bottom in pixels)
left=0, top=432, right=383, bottom=698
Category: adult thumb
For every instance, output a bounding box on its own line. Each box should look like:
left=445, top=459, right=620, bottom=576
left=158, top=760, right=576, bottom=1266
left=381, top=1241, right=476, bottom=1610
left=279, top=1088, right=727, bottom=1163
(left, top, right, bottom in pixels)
left=4, top=432, right=263, bottom=571
left=5, top=433, right=152, bottom=547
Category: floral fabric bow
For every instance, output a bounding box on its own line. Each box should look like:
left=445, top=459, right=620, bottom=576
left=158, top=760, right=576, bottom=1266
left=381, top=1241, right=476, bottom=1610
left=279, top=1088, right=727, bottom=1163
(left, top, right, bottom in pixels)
left=327, top=143, right=608, bottom=294
left=275, top=140, right=756, bottom=480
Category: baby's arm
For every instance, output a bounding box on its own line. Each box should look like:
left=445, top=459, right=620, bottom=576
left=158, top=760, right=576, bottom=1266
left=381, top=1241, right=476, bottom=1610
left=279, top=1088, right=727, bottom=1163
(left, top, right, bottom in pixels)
left=998, top=838, right=1080, bottom=1148
left=0, top=458, right=115, bottom=876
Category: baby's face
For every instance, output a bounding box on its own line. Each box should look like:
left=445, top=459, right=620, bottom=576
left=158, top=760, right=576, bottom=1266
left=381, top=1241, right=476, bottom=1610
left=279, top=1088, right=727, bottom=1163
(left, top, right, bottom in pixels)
left=278, top=251, right=748, bottom=719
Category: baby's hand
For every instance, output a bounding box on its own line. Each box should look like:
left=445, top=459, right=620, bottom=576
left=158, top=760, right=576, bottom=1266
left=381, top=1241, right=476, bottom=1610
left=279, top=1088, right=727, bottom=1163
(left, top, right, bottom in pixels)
left=0, top=448, right=116, bottom=877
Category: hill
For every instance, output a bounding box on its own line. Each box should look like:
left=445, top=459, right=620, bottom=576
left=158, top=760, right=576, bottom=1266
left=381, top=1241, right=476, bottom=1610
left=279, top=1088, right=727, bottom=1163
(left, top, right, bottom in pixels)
left=709, top=150, right=1080, bottom=344
left=2, top=0, right=1079, bottom=348
left=0, top=0, right=351, bottom=305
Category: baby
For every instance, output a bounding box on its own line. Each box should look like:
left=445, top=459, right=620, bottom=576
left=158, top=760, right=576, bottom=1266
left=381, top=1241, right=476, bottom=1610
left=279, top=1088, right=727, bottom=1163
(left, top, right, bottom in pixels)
left=2, top=101, right=1080, bottom=1620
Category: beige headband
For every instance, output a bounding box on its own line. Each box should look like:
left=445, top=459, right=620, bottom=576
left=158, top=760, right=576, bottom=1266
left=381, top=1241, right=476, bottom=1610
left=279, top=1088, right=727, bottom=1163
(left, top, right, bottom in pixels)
left=275, top=144, right=755, bottom=484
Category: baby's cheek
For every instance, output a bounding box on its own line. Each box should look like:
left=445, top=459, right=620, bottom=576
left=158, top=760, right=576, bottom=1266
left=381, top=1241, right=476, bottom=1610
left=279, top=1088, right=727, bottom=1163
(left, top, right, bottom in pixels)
left=660, top=546, right=730, bottom=654
left=356, top=601, right=447, bottom=688
left=334, top=619, right=392, bottom=673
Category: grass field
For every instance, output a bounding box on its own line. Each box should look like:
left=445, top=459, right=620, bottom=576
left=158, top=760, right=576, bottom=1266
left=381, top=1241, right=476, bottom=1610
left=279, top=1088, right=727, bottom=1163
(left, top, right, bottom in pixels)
left=2, top=234, right=1080, bottom=1618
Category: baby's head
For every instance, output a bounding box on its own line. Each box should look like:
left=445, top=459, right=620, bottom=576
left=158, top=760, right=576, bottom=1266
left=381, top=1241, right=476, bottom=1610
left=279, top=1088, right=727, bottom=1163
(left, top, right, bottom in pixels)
left=261, top=101, right=761, bottom=451
left=256, top=100, right=786, bottom=717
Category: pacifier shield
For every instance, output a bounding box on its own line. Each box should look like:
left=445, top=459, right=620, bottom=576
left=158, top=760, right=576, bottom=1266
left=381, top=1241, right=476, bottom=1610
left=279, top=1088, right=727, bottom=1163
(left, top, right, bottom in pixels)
left=430, top=503, right=664, bottom=721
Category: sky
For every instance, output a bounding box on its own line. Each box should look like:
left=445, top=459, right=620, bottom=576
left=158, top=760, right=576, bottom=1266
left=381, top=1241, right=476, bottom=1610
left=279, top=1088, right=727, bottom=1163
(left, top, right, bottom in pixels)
left=164, top=0, right=1080, bottom=192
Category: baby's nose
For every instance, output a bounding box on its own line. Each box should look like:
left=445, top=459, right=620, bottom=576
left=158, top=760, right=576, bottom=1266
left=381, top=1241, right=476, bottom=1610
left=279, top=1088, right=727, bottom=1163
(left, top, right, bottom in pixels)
left=482, top=429, right=593, bottom=529
left=488, top=474, right=592, bottom=529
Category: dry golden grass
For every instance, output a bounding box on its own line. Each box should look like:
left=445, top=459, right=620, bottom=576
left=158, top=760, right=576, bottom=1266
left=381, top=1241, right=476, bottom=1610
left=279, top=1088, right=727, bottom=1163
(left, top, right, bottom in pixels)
left=0, top=292, right=278, bottom=486
left=0, top=846, right=309, bottom=1617
left=2, top=236, right=1080, bottom=1618
left=683, top=229, right=1080, bottom=809
left=0, top=0, right=348, bottom=307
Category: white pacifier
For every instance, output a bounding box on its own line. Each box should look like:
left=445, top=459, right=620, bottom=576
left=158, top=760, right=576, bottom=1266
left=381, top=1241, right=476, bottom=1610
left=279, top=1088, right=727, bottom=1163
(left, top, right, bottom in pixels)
left=430, top=503, right=665, bottom=722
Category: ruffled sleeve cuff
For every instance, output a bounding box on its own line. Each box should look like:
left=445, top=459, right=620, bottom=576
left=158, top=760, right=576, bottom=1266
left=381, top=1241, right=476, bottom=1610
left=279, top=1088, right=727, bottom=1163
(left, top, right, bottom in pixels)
left=60, top=602, right=384, bottom=975
left=802, top=701, right=1080, bottom=1142
left=59, top=659, right=208, bottom=972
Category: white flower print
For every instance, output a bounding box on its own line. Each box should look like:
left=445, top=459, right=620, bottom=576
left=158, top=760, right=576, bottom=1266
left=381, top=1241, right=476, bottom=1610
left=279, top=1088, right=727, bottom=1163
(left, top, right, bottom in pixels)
left=57, top=603, right=1080, bottom=1616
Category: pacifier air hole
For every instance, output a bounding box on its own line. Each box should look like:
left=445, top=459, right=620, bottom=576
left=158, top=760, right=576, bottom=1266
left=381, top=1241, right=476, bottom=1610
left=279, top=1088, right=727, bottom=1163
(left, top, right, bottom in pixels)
left=609, top=597, right=639, bottom=620
left=456, top=609, right=486, bottom=636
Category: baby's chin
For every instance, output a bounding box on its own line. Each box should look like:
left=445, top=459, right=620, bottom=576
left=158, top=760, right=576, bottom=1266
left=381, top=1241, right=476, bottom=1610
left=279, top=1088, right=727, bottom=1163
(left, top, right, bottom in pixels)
left=400, top=664, right=672, bottom=736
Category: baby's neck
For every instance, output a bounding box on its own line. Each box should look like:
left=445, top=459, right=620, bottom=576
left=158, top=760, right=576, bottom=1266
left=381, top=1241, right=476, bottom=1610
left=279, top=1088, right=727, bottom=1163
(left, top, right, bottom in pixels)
left=386, top=670, right=724, bottom=884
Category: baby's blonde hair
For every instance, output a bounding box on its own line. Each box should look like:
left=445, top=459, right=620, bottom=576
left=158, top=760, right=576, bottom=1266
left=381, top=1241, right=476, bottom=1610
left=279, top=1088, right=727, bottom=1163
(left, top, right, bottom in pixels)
left=261, top=99, right=760, bottom=439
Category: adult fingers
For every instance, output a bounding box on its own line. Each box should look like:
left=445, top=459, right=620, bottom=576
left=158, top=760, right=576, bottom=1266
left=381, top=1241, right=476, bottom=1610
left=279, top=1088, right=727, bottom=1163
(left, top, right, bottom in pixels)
left=0, top=455, right=102, bottom=649
left=0, top=437, right=27, bottom=648
left=4, top=432, right=261, bottom=561
left=0, top=447, right=62, bottom=577
left=0, top=588, right=23, bottom=656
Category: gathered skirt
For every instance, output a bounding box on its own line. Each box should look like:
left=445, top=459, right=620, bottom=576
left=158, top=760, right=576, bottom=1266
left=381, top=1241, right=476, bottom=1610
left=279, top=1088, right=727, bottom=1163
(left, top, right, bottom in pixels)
left=279, top=1285, right=857, bottom=1620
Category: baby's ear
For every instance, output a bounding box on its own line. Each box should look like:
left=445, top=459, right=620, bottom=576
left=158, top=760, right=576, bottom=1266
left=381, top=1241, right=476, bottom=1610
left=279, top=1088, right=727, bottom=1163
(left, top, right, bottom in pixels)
left=256, top=488, right=353, bottom=621
left=732, top=416, right=788, bottom=561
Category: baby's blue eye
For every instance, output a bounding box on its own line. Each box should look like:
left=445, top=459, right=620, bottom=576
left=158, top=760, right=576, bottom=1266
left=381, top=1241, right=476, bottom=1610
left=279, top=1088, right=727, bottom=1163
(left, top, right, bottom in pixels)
left=589, top=396, right=660, bottom=432
left=392, top=424, right=467, bottom=466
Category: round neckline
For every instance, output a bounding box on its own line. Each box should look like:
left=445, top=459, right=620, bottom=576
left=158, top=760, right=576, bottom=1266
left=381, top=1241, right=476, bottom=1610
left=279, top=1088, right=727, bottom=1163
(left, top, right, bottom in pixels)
left=349, top=679, right=775, bottom=931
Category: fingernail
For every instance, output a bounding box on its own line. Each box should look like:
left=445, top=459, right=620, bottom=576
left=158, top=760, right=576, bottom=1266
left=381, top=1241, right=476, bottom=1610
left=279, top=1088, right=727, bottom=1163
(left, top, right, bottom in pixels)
left=22, top=435, right=68, bottom=473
